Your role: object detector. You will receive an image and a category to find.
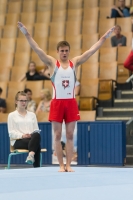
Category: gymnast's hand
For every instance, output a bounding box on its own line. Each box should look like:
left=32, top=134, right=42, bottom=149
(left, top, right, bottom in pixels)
left=17, top=21, right=28, bottom=35
left=22, top=134, right=31, bottom=139
left=104, top=26, right=115, bottom=39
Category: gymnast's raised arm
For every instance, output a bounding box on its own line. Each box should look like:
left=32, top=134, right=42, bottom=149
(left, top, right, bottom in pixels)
left=17, top=22, right=55, bottom=68
left=72, top=26, right=115, bottom=67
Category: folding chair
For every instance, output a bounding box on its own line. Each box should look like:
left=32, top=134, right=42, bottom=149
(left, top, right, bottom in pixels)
left=13, top=52, right=30, bottom=67
left=82, top=34, right=99, bottom=51
left=117, top=46, right=132, bottom=64
left=34, top=23, right=49, bottom=38
left=7, top=143, right=47, bottom=169
left=0, top=14, right=5, bottom=26
left=36, top=112, right=49, bottom=122
left=36, top=11, right=51, bottom=23
left=0, top=53, right=14, bottom=68
left=83, top=7, right=99, bottom=21
left=37, top=0, right=52, bottom=12
left=0, top=38, right=16, bottom=53
left=7, top=1, right=21, bottom=13
left=80, top=79, right=99, bottom=110
left=68, top=0, right=83, bottom=9
left=20, top=12, right=36, bottom=25
left=98, top=18, right=115, bottom=35
left=0, top=3, right=7, bottom=14
left=82, top=20, right=98, bottom=35
left=66, top=21, right=81, bottom=36
left=99, top=0, right=114, bottom=7
left=81, top=63, right=99, bottom=79
left=16, top=38, right=31, bottom=53
left=26, top=81, right=43, bottom=98
left=0, top=113, right=8, bottom=123
left=6, top=13, right=20, bottom=25
left=100, top=47, right=117, bottom=63
left=22, top=0, right=36, bottom=13
left=50, top=22, right=65, bottom=37
left=3, top=25, right=17, bottom=38
left=117, top=64, right=130, bottom=83
left=52, top=10, right=67, bottom=22
left=52, top=0, right=67, bottom=10
left=79, top=111, right=96, bottom=121
left=83, top=0, right=98, bottom=8
left=0, top=68, right=11, bottom=81
left=67, top=9, right=83, bottom=21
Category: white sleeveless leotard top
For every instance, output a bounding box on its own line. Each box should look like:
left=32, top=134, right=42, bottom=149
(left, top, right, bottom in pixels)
left=50, top=60, right=76, bottom=99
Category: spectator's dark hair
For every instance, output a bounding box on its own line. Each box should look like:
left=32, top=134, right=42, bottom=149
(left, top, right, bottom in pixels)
left=0, top=87, right=2, bottom=94
left=57, top=41, right=70, bottom=51
left=24, top=88, right=32, bottom=94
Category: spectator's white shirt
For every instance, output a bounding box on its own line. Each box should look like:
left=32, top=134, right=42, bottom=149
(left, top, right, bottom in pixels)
left=8, top=110, right=39, bottom=146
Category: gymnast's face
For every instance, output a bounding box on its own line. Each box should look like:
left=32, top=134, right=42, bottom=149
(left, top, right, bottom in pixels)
left=57, top=46, right=70, bottom=61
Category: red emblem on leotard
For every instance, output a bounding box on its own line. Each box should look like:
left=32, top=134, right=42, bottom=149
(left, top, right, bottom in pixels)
left=62, top=80, right=69, bottom=89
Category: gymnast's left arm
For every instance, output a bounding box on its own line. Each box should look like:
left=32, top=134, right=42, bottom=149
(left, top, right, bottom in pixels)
left=73, top=26, right=115, bottom=67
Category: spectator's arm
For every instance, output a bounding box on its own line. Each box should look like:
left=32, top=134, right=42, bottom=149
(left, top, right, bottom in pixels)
left=116, top=8, right=124, bottom=17
left=19, top=74, right=26, bottom=82
left=112, top=5, right=124, bottom=17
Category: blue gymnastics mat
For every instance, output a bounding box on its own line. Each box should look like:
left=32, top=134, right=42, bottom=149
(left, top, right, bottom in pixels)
left=0, top=167, right=133, bottom=200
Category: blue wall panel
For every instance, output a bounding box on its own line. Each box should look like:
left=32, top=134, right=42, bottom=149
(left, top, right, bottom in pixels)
left=39, top=122, right=52, bottom=164
left=0, top=121, right=126, bottom=166
left=0, top=123, right=52, bottom=165
left=77, top=122, right=90, bottom=165
left=90, top=121, right=126, bottom=166
left=0, top=123, right=10, bottom=164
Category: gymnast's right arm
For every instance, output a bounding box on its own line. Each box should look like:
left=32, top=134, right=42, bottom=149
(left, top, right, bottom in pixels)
left=17, top=21, right=55, bottom=67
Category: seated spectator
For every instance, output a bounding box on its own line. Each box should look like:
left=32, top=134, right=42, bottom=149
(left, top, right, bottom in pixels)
left=36, top=89, right=52, bottom=115
left=24, top=88, right=36, bottom=112
left=7, top=91, right=41, bottom=167
left=19, top=61, right=50, bottom=81
left=109, top=0, right=130, bottom=18
left=0, top=87, right=6, bottom=113
left=111, top=25, right=126, bottom=47
left=75, top=80, right=80, bottom=96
